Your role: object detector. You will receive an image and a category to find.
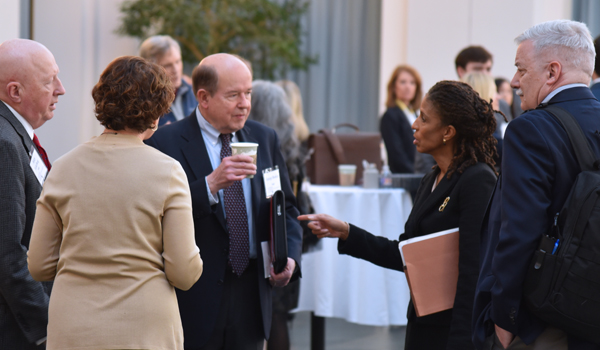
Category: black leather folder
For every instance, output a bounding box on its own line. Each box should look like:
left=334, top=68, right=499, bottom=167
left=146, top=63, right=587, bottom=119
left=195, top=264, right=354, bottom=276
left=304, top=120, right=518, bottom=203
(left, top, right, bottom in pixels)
left=270, top=190, right=288, bottom=274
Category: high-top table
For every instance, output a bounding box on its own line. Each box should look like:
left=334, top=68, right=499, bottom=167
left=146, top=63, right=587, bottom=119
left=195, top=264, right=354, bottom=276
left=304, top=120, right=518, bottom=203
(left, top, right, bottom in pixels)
left=293, top=185, right=413, bottom=349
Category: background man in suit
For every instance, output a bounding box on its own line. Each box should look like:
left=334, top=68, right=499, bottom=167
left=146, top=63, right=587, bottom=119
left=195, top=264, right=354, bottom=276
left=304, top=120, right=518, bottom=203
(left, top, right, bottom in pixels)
left=473, top=20, right=600, bottom=350
left=590, top=35, right=600, bottom=100
left=146, top=53, right=302, bottom=350
left=0, top=39, right=65, bottom=349
left=139, top=35, right=197, bottom=126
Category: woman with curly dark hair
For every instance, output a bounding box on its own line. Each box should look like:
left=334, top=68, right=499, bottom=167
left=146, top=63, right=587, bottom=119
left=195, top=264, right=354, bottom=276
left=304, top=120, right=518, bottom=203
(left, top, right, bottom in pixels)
left=27, top=56, right=203, bottom=350
left=300, top=80, right=498, bottom=350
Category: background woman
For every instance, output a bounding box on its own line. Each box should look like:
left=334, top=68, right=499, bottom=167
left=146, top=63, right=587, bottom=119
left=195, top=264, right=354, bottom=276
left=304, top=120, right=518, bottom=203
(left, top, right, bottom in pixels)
left=27, top=56, right=203, bottom=350
left=300, top=81, right=498, bottom=350
left=462, top=72, right=507, bottom=169
left=276, top=80, right=310, bottom=144
left=462, top=72, right=507, bottom=137
left=495, top=76, right=523, bottom=119
left=380, top=65, right=434, bottom=174
left=494, top=77, right=513, bottom=109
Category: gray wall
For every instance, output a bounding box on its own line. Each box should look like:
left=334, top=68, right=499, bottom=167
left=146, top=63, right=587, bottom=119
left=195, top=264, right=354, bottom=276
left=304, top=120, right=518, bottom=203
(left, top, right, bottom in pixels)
left=573, top=0, right=600, bottom=38
left=289, top=0, right=382, bottom=133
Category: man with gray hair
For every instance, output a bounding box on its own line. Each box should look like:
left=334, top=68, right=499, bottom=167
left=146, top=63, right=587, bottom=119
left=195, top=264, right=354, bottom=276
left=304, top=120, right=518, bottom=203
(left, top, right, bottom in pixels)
left=139, top=35, right=197, bottom=126
left=473, top=20, right=600, bottom=349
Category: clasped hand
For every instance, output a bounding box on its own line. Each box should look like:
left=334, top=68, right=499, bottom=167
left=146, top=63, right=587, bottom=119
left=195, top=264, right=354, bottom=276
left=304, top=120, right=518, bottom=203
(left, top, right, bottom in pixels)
left=206, top=155, right=256, bottom=194
left=269, top=257, right=295, bottom=287
left=297, top=214, right=350, bottom=241
left=495, top=324, right=514, bottom=349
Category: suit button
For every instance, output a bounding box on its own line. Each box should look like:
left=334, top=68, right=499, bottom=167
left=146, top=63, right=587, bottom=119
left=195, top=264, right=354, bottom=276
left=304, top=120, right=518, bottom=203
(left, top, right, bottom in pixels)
left=509, top=308, right=516, bottom=324
left=217, top=279, right=224, bottom=286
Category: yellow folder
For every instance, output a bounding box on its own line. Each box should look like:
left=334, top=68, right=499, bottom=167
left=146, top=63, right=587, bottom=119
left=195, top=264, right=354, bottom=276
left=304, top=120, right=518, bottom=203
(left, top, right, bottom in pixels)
left=398, top=228, right=459, bottom=317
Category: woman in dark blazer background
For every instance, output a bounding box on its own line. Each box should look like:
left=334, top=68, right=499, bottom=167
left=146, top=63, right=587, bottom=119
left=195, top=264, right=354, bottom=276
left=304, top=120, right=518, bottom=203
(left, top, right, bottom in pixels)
left=300, top=81, right=498, bottom=350
left=380, top=65, right=433, bottom=173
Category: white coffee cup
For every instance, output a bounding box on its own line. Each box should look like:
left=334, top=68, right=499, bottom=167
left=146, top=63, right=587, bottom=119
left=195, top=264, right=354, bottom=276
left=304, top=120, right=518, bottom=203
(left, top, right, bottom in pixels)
left=338, top=164, right=357, bottom=186
left=231, top=142, right=258, bottom=178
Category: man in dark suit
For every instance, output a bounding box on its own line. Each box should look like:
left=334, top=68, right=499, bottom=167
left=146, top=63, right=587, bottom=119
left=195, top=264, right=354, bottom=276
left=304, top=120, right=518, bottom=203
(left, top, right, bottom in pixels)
left=590, top=35, right=600, bottom=100
left=146, top=53, right=302, bottom=350
left=473, top=20, right=600, bottom=350
left=0, top=39, right=65, bottom=349
left=139, top=35, right=197, bottom=126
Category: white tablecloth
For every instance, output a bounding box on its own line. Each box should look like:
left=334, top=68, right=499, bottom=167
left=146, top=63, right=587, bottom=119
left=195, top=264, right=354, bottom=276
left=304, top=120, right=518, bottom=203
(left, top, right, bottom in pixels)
left=294, top=185, right=413, bottom=326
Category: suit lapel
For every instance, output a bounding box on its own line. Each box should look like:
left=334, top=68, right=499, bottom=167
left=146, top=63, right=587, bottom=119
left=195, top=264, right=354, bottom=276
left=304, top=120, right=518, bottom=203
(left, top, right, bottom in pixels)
left=179, top=115, right=228, bottom=231
left=408, top=169, right=461, bottom=233
left=180, top=116, right=213, bottom=180
left=0, top=102, right=36, bottom=159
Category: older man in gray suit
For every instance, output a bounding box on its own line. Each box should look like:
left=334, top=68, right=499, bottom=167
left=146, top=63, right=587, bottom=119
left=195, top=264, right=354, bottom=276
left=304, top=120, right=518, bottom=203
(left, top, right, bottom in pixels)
left=0, top=39, right=65, bottom=349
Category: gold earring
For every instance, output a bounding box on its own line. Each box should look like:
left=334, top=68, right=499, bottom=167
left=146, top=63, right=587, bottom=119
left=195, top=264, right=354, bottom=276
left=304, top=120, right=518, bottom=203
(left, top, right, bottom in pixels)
left=443, top=138, right=446, bottom=145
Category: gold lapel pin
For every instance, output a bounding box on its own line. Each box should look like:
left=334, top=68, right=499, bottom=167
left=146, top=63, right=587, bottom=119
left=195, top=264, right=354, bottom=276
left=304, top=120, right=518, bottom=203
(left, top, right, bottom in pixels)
left=439, top=196, right=450, bottom=212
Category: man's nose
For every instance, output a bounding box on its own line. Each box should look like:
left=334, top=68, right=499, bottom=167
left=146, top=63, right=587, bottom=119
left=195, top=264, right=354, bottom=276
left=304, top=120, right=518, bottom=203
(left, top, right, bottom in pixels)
left=510, top=74, right=519, bottom=89
left=239, top=94, right=250, bottom=108
left=55, top=77, right=66, bottom=95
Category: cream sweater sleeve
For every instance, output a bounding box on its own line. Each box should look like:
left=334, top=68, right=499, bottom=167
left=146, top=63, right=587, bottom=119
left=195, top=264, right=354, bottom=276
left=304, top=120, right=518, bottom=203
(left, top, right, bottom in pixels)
left=162, top=161, right=203, bottom=290
left=28, top=191, right=63, bottom=282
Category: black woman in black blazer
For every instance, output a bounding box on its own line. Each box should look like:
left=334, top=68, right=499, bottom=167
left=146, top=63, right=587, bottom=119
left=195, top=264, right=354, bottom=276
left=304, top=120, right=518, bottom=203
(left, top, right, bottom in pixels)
left=300, top=81, right=499, bottom=350
left=340, top=162, right=495, bottom=349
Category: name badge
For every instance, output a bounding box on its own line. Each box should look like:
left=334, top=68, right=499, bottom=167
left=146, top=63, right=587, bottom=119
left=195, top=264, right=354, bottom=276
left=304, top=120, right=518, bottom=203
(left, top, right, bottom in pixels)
left=30, top=147, right=48, bottom=185
left=263, top=166, right=282, bottom=199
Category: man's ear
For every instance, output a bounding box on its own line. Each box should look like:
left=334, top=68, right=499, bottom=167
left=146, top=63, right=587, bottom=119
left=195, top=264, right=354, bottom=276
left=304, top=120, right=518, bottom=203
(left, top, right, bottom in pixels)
left=456, top=67, right=465, bottom=79
left=196, top=89, right=210, bottom=109
left=547, top=61, right=561, bottom=85
left=6, top=82, right=22, bottom=103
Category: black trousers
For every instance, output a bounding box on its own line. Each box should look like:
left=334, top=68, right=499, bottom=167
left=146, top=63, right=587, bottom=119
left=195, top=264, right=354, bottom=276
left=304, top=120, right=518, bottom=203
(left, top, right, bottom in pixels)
left=404, top=320, right=450, bottom=350
left=196, top=260, right=264, bottom=350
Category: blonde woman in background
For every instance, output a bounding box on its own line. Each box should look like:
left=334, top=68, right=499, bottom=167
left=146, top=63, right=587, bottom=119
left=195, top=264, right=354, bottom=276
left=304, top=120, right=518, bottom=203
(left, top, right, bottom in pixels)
left=461, top=72, right=508, bottom=136
left=461, top=72, right=507, bottom=169
left=276, top=80, right=310, bottom=143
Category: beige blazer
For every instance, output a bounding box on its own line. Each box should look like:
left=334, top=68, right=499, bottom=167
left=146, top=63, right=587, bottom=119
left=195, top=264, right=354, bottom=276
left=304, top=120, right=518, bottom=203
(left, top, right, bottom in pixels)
left=28, top=134, right=203, bottom=350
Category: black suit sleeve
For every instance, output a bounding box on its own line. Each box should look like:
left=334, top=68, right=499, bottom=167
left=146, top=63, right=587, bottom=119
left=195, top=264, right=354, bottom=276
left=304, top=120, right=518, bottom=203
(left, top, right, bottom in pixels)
left=446, top=166, right=496, bottom=350
left=380, top=108, right=415, bottom=174
left=337, top=224, right=404, bottom=272
left=0, top=137, right=49, bottom=344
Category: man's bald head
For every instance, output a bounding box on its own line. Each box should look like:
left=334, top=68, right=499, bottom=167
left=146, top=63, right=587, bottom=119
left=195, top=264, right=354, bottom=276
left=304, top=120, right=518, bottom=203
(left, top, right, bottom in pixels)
left=192, top=53, right=252, bottom=96
left=192, top=53, right=253, bottom=134
left=0, top=39, right=65, bottom=129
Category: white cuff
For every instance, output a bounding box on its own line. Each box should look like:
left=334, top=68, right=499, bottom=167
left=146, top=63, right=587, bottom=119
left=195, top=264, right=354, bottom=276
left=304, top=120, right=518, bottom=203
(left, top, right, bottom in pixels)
left=205, top=176, right=219, bottom=205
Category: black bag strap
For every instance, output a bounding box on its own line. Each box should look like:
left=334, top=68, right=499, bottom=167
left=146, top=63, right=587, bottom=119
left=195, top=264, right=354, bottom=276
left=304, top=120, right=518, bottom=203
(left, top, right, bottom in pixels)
left=542, top=105, right=597, bottom=171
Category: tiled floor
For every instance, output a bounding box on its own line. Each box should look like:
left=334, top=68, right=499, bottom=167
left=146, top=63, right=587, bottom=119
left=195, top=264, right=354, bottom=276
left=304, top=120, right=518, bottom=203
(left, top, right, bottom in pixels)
left=289, top=312, right=406, bottom=350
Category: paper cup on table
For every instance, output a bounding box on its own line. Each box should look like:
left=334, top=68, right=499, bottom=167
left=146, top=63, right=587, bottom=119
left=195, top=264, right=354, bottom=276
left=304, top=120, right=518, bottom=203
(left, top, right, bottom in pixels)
left=338, top=164, right=356, bottom=186
left=231, top=142, right=258, bottom=178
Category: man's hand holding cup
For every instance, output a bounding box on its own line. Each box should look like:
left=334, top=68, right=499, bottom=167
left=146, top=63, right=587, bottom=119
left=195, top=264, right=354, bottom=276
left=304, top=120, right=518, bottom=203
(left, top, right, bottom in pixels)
left=207, top=154, right=256, bottom=195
